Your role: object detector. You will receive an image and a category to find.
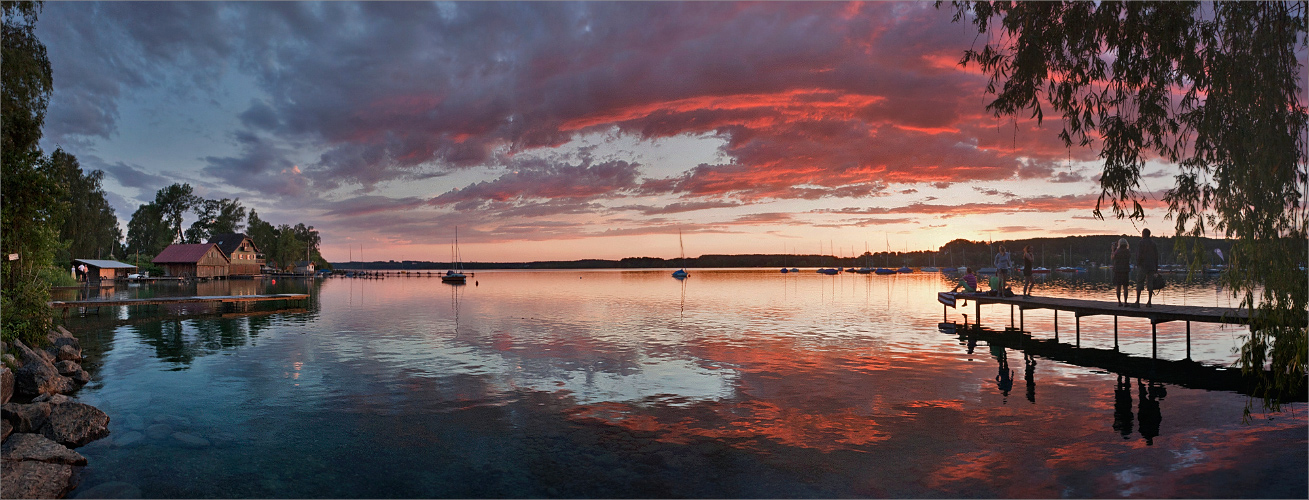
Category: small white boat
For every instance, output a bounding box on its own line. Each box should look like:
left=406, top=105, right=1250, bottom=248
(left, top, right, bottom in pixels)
left=442, top=227, right=467, bottom=284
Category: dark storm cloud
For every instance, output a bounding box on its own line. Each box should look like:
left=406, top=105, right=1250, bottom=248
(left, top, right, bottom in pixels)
left=82, top=154, right=171, bottom=191
left=428, top=158, right=642, bottom=208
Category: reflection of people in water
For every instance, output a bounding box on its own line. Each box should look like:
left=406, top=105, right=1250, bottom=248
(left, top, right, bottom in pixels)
left=1024, top=354, right=1037, bottom=403
left=966, top=335, right=977, bottom=355
left=1112, top=375, right=1134, bottom=439
left=992, top=345, right=1014, bottom=398
left=1137, top=378, right=1163, bottom=446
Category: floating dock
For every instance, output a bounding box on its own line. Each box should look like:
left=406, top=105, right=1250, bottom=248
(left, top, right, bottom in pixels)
left=49, top=294, right=310, bottom=316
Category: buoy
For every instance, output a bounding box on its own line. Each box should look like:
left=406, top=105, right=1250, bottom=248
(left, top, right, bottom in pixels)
left=271, top=279, right=276, bottom=284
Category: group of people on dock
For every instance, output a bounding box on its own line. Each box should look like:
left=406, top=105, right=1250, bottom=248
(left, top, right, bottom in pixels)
left=950, top=228, right=1160, bottom=306
left=1112, top=228, right=1159, bottom=308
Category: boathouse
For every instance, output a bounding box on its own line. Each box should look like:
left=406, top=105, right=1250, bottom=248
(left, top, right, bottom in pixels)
left=153, top=243, right=230, bottom=279
left=208, top=233, right=263, bottom=276
left=72, top=259, right=138, bottom=281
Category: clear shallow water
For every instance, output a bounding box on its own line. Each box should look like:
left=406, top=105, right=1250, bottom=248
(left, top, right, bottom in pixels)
left=62, top=270, right=1305, bottom=498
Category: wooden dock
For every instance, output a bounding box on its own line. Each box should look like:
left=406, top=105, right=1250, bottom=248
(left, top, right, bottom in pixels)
left=49, top=294, right=310, bottom=316
left=936, top=292, right=1295, bottom=359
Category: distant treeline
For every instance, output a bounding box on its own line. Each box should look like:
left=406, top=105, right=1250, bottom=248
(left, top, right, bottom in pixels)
left=334, top=235, right=1239, bottom=270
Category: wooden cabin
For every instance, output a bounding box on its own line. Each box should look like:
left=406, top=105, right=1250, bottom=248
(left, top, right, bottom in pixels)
left=72, top=259, right=138, bottom=281
left=208, top=233, right=263, bottom=276
left=152, top=243, right=230, bottom=279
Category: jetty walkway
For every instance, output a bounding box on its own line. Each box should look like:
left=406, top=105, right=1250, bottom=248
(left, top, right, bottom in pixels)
left=937, top=292, right=1301, bottom=359
left=49, top=294, right=310, bottom=316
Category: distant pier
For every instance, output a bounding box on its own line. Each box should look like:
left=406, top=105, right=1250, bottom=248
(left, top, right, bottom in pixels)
left=49, top=293, right=310, bottom=317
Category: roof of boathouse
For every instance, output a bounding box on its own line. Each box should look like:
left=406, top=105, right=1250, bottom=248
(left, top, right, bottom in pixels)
left=72, top=259, right=137, bottom=269
left=208, top=233, right=260, bottom=256
left=153, top=243, right=230, bottom=264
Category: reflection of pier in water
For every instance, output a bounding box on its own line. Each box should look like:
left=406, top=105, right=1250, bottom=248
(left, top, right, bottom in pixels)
left=941, top=322, right=1307, bottom=403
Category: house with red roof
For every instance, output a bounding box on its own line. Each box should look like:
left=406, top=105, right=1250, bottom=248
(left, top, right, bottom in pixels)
left=207, top=233, right=263, bottom=276
left=152, top=243, right=230, bottom=279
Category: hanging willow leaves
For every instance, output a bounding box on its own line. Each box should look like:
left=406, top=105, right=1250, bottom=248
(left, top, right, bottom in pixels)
left=941, top=1, right=1308, bottom=412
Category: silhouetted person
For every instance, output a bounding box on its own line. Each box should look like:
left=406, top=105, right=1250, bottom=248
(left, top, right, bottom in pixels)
left=1112, top=239, right=1132, bottom=306
left=1113, top=375, right=1134, bottom=439
left=1135, top=228, right=1159, bottom=307
left=1021, top=245, right=1035, bottom=297
left=1137, top=378, right=1162, bottom=445
left=1024, top=353, right=1037, bottom=403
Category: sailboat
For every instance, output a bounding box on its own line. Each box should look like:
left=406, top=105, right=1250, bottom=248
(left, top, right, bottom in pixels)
left=672, top=229, right=690, bottom=279
left=441, top=227, right=467, bottom=284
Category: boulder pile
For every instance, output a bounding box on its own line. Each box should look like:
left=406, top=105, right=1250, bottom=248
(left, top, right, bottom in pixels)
left=2, top=327, right=110, bottom=499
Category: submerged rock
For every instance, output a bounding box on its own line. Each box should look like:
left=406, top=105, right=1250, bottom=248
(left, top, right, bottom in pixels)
left=2, top=419, right=12, bottom=442
left=1, top=432, right=87, bottom=465
left=171, top=431, right=210, bottom=448
left=0, top=460, right=75, bottom=499
left=72, top=482, right=141, bottom=499
left=112, top=431, right=143, bottom=447
left=144, top=424, right=171, bottom=440
left=41, top=402, right=110, bottom=448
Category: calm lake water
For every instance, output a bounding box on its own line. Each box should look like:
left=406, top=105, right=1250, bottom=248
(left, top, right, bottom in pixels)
left=59, top=270, right=1306, bottom=498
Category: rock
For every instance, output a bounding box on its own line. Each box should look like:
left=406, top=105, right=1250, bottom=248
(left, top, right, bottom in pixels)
left=2, top=402, right=52, bottom=433
left=0, top=433, right=87, bottom=465
left=171, top=432, right=210, bottom=448
left=73, top=481, right=141, bottom=499
left=55, top=360, right=81, bottom=376
left=112, top=431, right=143, bottom=447
left=41, top=402, right=109, bottom=448
left=152, top=414, right=190, bottom=427
left=1, top=367, right=12, bottom=404
left=121, top=414, right=145, bottom=431
left=52, top=345, right=82, bottom=363
left=31, top=394, right=71, bottom=405
left=145, top=424, right=171, bottom=440
left=1, top=354, right=14, bottom=367
left=12, top=341, right=74, bottom=397
left=71, top=370, right=91, bottom=385
left=0, top=460, right=75, bottom=499
left=2, top=419, right=11, bottom=442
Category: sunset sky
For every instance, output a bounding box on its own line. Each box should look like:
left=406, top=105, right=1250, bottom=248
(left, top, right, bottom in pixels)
left=34, top=1, right=1217, bottom=263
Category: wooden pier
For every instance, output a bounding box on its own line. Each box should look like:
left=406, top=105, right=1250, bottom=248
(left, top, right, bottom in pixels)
left=936, top=292, right=1298, bottom=359
left=49, top=294, right=310, bottom=316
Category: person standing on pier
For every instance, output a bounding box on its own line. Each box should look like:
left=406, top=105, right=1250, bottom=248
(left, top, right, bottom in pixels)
left=993, top=245, right=1012, bottom=293
left=1112, top=239, right=1132, bottom=306
left=1020, top=245, right=1035, bottom=297
left=1134, top=228, right=1159, bottom=308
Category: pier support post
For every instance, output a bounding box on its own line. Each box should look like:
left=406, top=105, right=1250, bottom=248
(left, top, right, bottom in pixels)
left=1113, top=316, right=1119, bottom=351
left=1186, top=321, right=1191, bottom=360
left=1151, top=322, right=1158, bottom=359
left=943, top=304, right=947, bottom=323
left=1020, top=308, right=1024, bottom=332
left=1010, top=305, right=1014, bottom=330
left=975, top=300, right=980, bottom=328
left=1075, top=314, right=1081, bottom=347
left=1053, top=310, right=1058, bottom=341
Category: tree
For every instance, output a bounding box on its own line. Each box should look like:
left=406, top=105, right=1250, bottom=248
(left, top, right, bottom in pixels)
left=184, top=197, right=246, bottom=244
left=943, top=1, right=1307, bottom=411
left=246, top=209, right=276, bottom=255
left=125, top=202, right=171, bottom=257
left=53, top=148, right=122, bottom=260
left=153, top=183, right=199, bottom=245
left=1, top=0, right=62, bottom=344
